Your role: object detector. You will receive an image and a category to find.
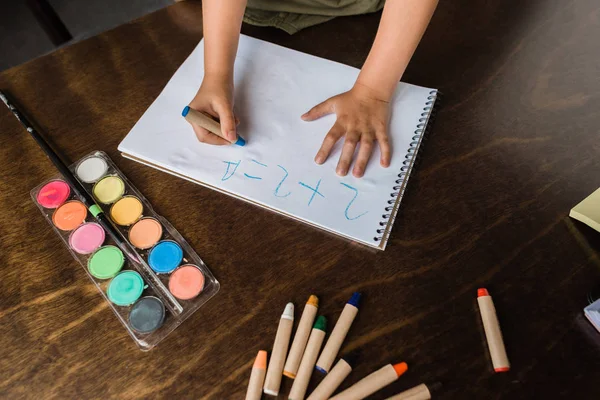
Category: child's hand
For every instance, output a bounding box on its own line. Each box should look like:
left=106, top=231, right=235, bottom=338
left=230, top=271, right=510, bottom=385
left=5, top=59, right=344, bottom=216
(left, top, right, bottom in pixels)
left=188, top=76, right=239, bottom=145
left=301, top=83, right=391, bottom=178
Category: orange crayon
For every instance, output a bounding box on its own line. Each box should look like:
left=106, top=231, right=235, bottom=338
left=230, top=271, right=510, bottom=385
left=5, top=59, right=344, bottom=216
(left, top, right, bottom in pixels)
left=284, top=295, right=319, bottom=379
left=246, top=351, right=267, bottom=400
left=330, top=362, right=408, bottom=400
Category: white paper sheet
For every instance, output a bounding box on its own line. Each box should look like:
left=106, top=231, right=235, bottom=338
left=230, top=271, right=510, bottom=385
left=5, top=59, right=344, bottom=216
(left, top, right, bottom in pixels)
left=118, top=35, right=436, bottom=249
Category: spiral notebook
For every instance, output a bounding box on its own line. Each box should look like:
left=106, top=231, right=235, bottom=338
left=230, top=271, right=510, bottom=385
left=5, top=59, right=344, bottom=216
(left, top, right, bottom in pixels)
left=119, top=35, right=438, bottom=250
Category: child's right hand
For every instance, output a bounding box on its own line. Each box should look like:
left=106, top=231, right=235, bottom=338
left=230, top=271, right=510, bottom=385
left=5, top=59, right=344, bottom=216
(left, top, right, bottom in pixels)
left=188, top=76, right=239, bottom=145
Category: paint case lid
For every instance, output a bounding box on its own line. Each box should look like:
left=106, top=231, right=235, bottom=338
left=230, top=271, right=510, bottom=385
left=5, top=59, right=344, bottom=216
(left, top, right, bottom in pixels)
left=30, top=150, right=220, bottom=350
left=584, top=298, right=600, bottom=334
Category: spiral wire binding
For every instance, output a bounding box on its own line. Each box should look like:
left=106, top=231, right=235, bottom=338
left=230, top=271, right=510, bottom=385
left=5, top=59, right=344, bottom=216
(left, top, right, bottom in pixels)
left=374, top=90, right=441, bottom=243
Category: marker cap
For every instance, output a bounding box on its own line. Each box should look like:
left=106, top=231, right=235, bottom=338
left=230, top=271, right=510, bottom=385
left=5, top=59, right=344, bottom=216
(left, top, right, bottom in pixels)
left=254, top=350, right=267, bottom=369
left=181, top=105, right=190, bottom=117
left=282, top=302, right=294, bottom=320
left=478, top=288, right=490, bottom=297
left=234, top=136, right=246, bottom=146
left=348, top=292, right=361, bottom=307
left=393, top=362, right=408, bottom=377
left=307, top=294, right=319, bottom=307
left=313, top=315, right=327, bottom=331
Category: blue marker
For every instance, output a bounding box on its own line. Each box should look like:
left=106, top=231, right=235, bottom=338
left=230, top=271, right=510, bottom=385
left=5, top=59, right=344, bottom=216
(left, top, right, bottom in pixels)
left=182, top=106, right=246, bottom=146
left=315, top=292, right=362, bottom=374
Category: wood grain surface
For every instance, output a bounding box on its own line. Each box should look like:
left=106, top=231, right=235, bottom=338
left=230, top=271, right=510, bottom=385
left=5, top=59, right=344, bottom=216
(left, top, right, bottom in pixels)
left=1, top=1, right=600, bottom=399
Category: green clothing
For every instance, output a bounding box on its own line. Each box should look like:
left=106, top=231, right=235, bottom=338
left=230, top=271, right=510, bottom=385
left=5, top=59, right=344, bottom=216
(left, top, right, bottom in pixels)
left=244, top=0, right=385, bottom=34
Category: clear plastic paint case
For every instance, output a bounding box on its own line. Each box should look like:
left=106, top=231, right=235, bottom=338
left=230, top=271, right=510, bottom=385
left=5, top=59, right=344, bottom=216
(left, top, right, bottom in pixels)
left=31, top=151, right=219, bottom=350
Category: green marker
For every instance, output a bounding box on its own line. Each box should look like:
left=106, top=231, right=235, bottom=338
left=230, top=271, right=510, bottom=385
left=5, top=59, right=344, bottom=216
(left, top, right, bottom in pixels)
left=289, top=316, right=327, bottom=400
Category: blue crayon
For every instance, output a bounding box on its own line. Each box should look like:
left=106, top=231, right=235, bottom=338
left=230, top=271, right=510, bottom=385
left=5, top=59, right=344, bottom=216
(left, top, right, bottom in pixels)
left=315, top=292, right=362, bottom=374
left=182, top=106, right=246, bottom=146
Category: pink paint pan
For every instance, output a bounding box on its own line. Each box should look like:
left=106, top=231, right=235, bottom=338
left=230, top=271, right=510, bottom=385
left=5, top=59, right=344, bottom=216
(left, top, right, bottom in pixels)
left=36, top=180, right=70, bottom=208
left=69, top=222, right=105, bottom=254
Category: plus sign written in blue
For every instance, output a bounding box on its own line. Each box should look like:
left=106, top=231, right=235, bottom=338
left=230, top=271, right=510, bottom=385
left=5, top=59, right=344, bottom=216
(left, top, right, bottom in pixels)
left=298, top=179, right=325, bottom=206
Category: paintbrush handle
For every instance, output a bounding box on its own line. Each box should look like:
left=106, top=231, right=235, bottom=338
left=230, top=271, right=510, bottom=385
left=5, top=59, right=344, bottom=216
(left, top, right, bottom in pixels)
left=1, top=91, right=94, bottom=202
left=2, top=90, right=185, bottom=314
left=1, top=91, right=140, bottom=263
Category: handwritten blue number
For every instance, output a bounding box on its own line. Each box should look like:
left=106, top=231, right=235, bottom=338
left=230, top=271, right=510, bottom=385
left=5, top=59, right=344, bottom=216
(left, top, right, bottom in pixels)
left=274, top=165, right=292, bottom=197
left=340, top=183, right=368, bottom=220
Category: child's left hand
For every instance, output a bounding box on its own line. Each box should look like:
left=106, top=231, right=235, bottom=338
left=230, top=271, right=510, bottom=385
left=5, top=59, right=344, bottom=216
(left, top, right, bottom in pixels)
left=301, top=83, right=391, bottom=178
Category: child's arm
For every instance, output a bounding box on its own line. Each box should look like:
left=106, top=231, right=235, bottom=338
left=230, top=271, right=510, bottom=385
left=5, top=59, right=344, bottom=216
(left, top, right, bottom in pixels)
left=303, top=0, right=439, bottom=177
left=188, top=0, right=247, bottom=145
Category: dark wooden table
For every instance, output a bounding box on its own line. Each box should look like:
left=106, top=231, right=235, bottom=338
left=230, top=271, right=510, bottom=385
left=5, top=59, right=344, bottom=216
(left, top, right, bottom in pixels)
left=2, top=1, right=600, bottom=399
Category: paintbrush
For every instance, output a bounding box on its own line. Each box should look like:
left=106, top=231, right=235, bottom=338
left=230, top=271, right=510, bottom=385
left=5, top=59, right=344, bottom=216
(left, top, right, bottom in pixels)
left=1, top=90, right=186, bottom=314
left=0, top=90, right=142, bottom=264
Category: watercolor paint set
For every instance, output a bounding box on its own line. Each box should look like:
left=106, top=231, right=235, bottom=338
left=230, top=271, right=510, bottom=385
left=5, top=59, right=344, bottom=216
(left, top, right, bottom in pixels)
left=31, top=151, right=219, bottom=350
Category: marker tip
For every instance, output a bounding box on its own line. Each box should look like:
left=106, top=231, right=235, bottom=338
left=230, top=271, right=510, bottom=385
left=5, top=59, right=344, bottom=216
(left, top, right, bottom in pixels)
left=348, top=292, right=362, bottom=307
left=393, top=362, right=408, bottom=377
left=282, top=302, right=294, bottom=319
left=254, top=350, right=267, bottom=369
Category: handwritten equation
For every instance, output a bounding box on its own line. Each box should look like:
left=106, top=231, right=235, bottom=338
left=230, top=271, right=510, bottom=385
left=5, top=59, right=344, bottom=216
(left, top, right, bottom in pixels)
left=221, top=159, right=368, bottom=220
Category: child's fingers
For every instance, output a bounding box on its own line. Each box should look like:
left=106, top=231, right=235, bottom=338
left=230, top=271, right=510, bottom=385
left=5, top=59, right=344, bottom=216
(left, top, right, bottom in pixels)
left=193, top=125, right=230, bottom=146
left=214, top=103, right=237, bottom=141
left=352, top=135, right=374, bottom=178
left=315, top=123, right=344, bottom=164
left=376, top=130, right=391, bottom=167
left=336, top=131, right=360, bottom=176
left=302, top=98, right=334, bottom=121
